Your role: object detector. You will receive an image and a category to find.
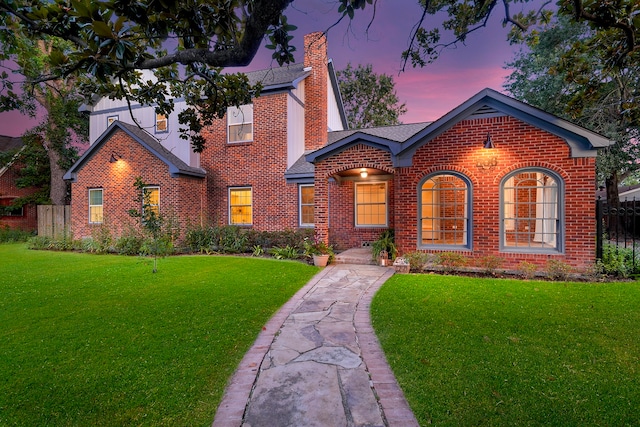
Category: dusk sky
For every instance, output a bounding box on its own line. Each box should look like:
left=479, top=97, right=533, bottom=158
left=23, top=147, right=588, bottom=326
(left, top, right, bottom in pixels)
left=0, top=0, right=534, bottom=137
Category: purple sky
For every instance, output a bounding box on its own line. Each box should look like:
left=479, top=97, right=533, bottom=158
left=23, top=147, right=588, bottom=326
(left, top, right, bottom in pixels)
left=0, top=0, right=529, bottom=137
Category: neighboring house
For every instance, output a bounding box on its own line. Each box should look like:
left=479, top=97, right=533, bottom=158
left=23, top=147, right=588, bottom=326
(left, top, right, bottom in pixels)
left=64, top=32, right=612, bottom=271
left=0, top=136, right=40, bottom=231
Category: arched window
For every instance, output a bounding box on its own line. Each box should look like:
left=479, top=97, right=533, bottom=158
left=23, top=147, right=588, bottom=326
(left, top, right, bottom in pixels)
left=419, top=173, right=471, bottom=248
left=501, top=169, right=562, bottom=252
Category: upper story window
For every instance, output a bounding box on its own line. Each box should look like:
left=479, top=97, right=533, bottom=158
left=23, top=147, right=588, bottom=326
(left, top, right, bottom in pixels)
left=107, top=115, right=118, bottom=126
left=355, top=182, right=387, bottom=227
left=419, top=173, right=471, bottom=248
left=155, top=113, right=168, bottom=133
left=501, top=169, right=562, bottom=253
left=88, top=189, right=103, bottom=224
left=299, top=184, right=314, bottom=227
left=227, top=104, right=253, bottom=143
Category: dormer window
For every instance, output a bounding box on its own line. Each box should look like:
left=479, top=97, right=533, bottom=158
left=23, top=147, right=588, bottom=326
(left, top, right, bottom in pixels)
left=227, top=104, right=253, bottom=143
left=156, top=113, right=168, bottom=133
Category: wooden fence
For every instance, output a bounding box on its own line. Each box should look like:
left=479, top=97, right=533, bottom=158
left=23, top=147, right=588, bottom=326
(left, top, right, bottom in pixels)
left=37, top=205, right=70, bottom=238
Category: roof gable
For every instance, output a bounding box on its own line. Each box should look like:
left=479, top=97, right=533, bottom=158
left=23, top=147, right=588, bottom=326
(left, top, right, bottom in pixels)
left=63, top=121, right=205, bottom=182
left=308, top=88, right=613, bottom=167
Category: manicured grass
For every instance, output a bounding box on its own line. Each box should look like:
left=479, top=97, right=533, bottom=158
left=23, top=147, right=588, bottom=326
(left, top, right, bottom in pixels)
left=0, top=243, right=317, bottom=426
left=371, top=274, right=640, bottom=426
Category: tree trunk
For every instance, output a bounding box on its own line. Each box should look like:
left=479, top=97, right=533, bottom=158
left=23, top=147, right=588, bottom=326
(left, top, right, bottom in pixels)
left=605, top=172, right=620, bottom=207
left=605, top=172, right=622, bottom=238
left=47, top=147, right=68, bottom=205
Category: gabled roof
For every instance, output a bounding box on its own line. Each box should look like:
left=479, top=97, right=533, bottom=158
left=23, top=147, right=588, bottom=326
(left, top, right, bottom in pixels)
left=63, top=121, right=206, bottom=182
left=0, top=135, right=23, bottom=152
left=245, top=63, right=310, bottom=92
left=307, top=88, right=613, bottom=167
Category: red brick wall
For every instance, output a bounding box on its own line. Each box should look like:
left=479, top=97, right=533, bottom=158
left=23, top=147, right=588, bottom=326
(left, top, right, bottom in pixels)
left=0, top=160, right=40, bottom=231
left=69, top=129, right=204, bottom=240
left=304, top=32, right=328, bottom=151
left=199, top=93, right=301, bottom=230
left=318, top=116, right=597, bottom=270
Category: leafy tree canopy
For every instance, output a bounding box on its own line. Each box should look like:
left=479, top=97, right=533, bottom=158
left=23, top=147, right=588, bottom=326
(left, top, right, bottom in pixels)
left=1, top=0, right=638, bottom=151
left=337, top=63, right=406, bottom=129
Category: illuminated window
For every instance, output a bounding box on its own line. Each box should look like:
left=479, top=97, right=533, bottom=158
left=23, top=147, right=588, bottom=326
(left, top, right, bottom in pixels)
left=355, top=182, right=387, bottom=227
left=88, top=189, right=103, bottom=224
left=419, top=173, right=470, bottom=248
left=227, top=104, right=253, bottom=143
left=501, top=169, right=562, bottom=252
left=299, top=184, right=314, bottom=227
left=143, top=187, right=160, bottom=217
left=229, top=187, right=252, bottom=225
left=156, top=113, right=168, bottom=133
left=107, top=115, right=118, bottom=126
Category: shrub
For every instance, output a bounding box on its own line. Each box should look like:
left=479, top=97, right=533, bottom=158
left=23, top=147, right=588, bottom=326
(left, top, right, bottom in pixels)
left=269, top=245, right=300, bottom=260
left=600, top=243, right=637, bottom=278
left=0, top=226, right=34, bottom=243
left=372, top=229, right=397, bottom=261
left=115, top=229, right=145, bottom=255
left=437, top=252, right=467, bottom=274
left=517, top=261, right=538, bottom=280
left=546, top=259, right=572, bottom=281
left=477, top=255, right=504, bottom=275
left=89, top=223, right=114, bottom=253
left=403, top=251, right=430, bottom=272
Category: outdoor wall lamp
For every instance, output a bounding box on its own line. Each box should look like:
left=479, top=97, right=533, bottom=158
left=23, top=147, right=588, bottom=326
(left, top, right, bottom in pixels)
left=109, top=152, right=122, bottom=163
left=477, top=133, right=497, bottom=170
left=360, top=168, right=368, bottom=178
left=483, top=132, right=495, bottom=149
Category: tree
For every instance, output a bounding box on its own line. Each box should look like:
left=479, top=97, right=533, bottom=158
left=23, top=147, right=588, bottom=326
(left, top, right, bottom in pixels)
left=1, top=0, right=638, bottom=152
left=504, top=16, right=640, bottom=206
left=0, top=30, right=88, bottom=205
left=337, top=63, right=406, bottom=129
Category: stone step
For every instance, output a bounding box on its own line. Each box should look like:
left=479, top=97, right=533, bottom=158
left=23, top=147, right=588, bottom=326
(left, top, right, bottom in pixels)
left=333, top=247, right=376, bottom=265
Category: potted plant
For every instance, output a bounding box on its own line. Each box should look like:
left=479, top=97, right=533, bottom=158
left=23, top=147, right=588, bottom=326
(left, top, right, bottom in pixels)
left=303, top=237, right=334, bottom=267
left=372, top=229, right=397, bottom=266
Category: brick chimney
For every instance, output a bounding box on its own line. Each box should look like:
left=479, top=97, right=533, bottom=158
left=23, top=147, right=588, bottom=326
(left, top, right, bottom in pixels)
left=304, top=32, right=328, bottom=151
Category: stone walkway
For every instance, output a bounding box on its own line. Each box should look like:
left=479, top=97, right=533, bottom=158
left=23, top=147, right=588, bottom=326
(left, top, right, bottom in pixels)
left=212, top=263, right=419, bottom=427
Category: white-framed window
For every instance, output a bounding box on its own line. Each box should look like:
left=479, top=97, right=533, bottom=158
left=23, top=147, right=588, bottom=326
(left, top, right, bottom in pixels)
left=142, top=186, right=160, bottom=217
left=501, top=169, right=562, bottom=252
left=355, top=182, right=387, bottom=227
left=299, top=184, right=314, bottom=227
left=107, top=115, right=118, bottom=126
left=155, top=113, right=168, bottom=133
left=227, top=104, right=253, bottom=143
left=229, top=187, right=252, bottom=225
left=419, top=173, right=471, bottom=248
left=88, top=188, right=103, bottom=224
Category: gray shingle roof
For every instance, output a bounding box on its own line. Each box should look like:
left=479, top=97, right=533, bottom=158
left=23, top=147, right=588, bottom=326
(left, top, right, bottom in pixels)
left=0, top=135, right=23, bottom=152
left=245, top=63, right=309, bottom=91
left=327, top=122, right=431, bottom=145
left=285, top=151, right=315, bottom=176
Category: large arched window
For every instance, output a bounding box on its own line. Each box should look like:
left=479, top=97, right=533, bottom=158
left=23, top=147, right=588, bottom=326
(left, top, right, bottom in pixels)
left=501, top=169, right=562, bottom=252
left=419, top=173, right=471, bottom=248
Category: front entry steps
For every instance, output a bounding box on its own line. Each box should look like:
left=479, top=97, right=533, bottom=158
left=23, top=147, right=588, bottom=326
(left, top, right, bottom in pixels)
left=333, top=247, right=375, bottom=265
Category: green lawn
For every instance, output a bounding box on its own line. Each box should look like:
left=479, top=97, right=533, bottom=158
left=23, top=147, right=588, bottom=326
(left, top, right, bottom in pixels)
left=371, top=274, right=640, bottom=426
left=0, top=243, right=317, bottom=426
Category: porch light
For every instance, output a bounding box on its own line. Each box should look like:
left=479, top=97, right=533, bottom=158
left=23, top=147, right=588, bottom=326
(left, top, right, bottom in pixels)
left=109, top=152, right=122, bottom=163
left=483, top=132, right=495, bottom=149
left=360, top=168, right=368, bottom=178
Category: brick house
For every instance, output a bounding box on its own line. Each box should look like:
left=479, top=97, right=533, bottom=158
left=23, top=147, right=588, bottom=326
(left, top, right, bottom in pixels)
left=64, top=32, right=611, bottom=270
left=0, top=135, right=40, bottom=231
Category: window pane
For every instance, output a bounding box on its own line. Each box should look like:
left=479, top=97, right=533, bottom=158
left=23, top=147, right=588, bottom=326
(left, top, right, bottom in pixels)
left=89, top=189, right=102, bottom=205
left=228, top=104, right=253, bottom=142
left=300, top=185, right=314, bottom=226
left=420, top=174, right=468, bottom=246
left=502, top=171, right=559, bottom=250
left=230, top=188, right=252, bottom=225
left=156, top=114, right=167, bottom=132
left=355, top=183, right=387, bottom=226
left=144, top=187, right=160, bottom=216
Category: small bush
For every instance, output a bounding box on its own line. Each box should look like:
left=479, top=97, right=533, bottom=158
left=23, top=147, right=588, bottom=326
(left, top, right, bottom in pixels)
left=600, top=243, right=637, bottom=278
left=518, top=261, right=538, bottom=280
left=546, top=259, right=572, bottom=281
left=437, top=252, right=467, bottom=274
left=403, top=251, right=430, bottom=272
left=27, top=234, right=76, bottom=251
left=0, top=226, right=34, bottom=243
left=89, top=223, right=114, bottom=253
left=269, top=245, right=300, bottom=260
left=115, top=232, right=145, bottom=255
left=477, top=255, right=504, bottom=275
